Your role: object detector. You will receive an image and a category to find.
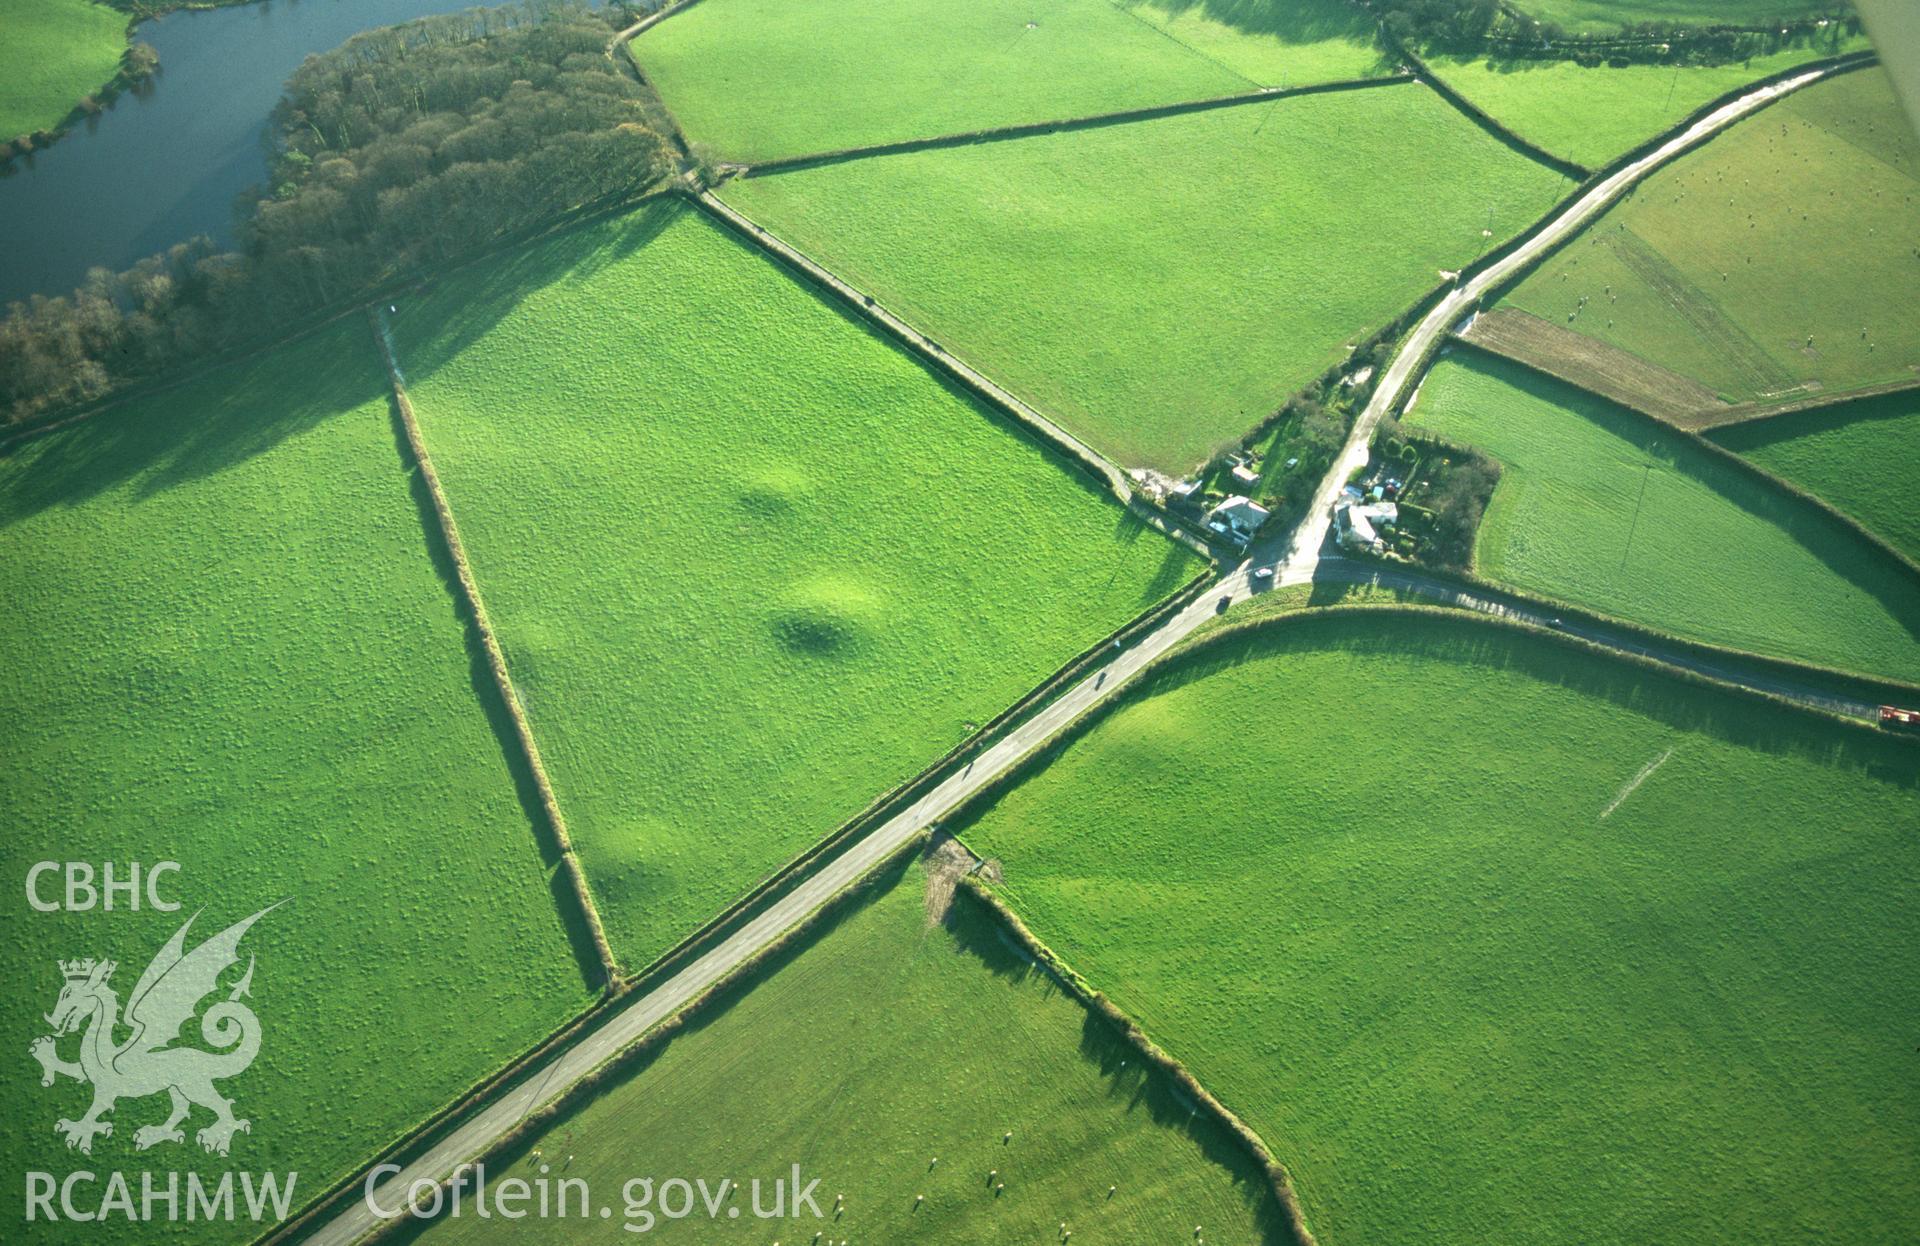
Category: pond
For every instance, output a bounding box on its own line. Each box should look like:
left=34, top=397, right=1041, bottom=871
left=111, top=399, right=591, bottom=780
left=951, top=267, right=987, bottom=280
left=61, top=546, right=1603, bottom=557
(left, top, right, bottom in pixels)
left=0, top=0, right=538, bottom=307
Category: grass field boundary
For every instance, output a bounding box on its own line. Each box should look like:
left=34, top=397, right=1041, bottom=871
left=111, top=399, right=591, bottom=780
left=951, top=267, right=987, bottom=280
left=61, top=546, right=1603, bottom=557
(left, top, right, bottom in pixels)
left=1324, top=559, right=1915, bottom=714
left=728, top=76, right=1411, bottom=179
left=957, top=873, right=1319, bottom=1246
left=347, top=840, right=932, bottom=1245
left=1445, top=336, right=1920, bottom=594
left=1391, top=46, right=1595, bottom=179
left=607, top=564, right=1215, bottom=1000
left=1354, top=546, right=1920, bottom=706
left=691, top=188, right=1222, bottom=556
left=365, top=307, right=619, bottom=985
left=1694, top=376, right=1920, bottom=429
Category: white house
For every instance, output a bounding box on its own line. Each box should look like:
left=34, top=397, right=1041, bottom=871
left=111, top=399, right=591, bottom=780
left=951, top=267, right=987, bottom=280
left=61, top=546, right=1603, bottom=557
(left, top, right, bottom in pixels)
left=1208, top=495, right=1271, bottom=541
left=1336, top=501, right=1398, bottom=553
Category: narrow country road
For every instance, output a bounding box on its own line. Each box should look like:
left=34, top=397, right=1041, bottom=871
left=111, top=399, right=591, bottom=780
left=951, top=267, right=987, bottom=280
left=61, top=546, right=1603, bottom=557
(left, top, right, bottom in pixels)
left=1271, top=64, right=1834, bottom=574
left=298, top=64, right=1844, bottom=1246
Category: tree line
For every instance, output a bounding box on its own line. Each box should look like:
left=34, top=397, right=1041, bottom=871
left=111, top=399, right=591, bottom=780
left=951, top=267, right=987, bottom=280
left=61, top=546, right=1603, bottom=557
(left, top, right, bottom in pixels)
left=1369, top=0, right=1861, bottom=68
left=2, top=1, right=674, bottom=426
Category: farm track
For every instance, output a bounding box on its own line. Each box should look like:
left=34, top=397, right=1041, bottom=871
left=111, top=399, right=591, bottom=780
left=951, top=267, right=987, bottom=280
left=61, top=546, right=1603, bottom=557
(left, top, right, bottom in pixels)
left=1607, top=225, right=1798, bottom=395
left=1690, top=375, right=1920, bottom=430
left=296, top=59, right=1863, bottom=1246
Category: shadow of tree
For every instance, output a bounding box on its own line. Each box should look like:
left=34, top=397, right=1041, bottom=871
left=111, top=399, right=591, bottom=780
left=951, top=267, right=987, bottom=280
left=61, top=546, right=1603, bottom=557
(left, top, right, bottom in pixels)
left=0, top=315, right=388, bottom=528
left=1127, top=0, right=1384, bottom=53
left=1, top=199, right=686, bottom=531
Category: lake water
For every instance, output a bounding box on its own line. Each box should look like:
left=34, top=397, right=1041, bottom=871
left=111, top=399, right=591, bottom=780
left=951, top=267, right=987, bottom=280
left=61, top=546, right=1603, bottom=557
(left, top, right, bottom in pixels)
left=0, top=0, right=533, bottom=306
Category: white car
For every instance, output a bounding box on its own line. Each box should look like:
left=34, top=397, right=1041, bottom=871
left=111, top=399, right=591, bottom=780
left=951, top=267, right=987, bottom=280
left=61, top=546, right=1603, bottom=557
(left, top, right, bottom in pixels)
left=1252, top=567, right=1274, bottom=581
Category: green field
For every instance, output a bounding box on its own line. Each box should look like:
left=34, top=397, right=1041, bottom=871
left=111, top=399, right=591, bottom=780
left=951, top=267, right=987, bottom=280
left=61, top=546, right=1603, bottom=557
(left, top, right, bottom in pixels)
left=1427, top=31, right=1865, bottom=168
left=388, top=201, right=1200, bottom=971
left=412, top=854, right=1287, bottom=1243
left=957, top=609, right=1920, bottom=1245
left=1503, top=67, right=1920, bottom=405
left=0, top=322, right=590, bottom=1243
left=724, top=83, right=1573, bottom=473
left=0, top=0, right=128, bottom=140
left=1119, top=0, right=1388, bottom=87
left=1710, top=387, right=1920, bottom=563
left=1406, top=351, right=1920, bottom=678
left=634, top=0, right=1267, bottom=163
left=1506, top=0, right=1842, bottom=34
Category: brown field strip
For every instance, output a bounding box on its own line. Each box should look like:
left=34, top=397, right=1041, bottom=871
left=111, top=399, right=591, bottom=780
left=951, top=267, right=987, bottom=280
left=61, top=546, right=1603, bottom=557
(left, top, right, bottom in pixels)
left=1459, top=308, right=1920, bottom=432
left=1458, top=307, right=1721, bottom=424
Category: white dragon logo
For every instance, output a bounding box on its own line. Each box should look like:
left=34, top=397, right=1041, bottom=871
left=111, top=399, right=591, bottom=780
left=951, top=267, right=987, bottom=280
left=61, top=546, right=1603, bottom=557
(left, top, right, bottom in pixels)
left=30, top=903, right=279, bottom=1157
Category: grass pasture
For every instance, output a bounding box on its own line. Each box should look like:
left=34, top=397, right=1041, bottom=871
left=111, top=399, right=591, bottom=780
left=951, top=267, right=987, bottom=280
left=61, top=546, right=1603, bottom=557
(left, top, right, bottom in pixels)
left=0, top=0, right=128, bottom=140
left=723, top=83, right=1573, bottom=473
left=388, top=201, right=1200, bottom=972
left=0, top=321, right=592, bottom=1243
left=632, top=0, right=1259, bottom=163
left=410, top=856, right=1288, bottom=1244
left=1405, top=351, right=1920, bottom=679
left=1710, top=387, right=1920, bottom=563
left=957, top=608, right=1920, bottom=1245
left=1502, top=66, right=1920, bottom=405
left=1426, top=30, right=1866, bottom=169
left=1119, top=0, right=1389, bottom=87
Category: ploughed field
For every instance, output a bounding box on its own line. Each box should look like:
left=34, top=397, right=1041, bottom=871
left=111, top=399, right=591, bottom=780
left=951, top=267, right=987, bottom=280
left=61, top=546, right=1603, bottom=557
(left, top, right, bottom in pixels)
left=0, top=321, right=592, bottom=1245
left=408, top=856, right=1288, bottom=1244
left=1406, top=352, right=1920, bottom=680
left=722, top=82, right=1573, bottom=474
left=631, top=0, right=1386, bottom=163
left=1709, top=387, right=1920, bottom=564
left=386, top=200, right=1200, bottom=974
left=956, top=609, right=1920, bottom=1246
left=1501, top=67, right=1920, bottom=406
left=0, top=0, right=129, bottom=139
